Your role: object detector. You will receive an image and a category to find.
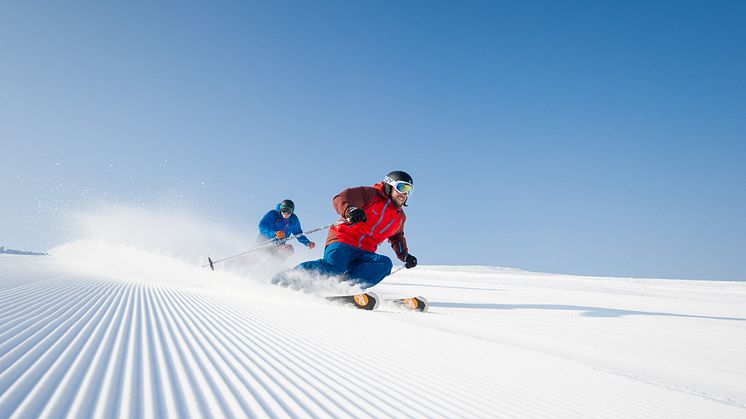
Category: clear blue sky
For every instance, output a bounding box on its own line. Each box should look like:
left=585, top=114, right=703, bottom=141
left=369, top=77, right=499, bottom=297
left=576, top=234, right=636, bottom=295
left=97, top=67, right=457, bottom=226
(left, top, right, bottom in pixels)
left=2, top=1, right=745, bottom=280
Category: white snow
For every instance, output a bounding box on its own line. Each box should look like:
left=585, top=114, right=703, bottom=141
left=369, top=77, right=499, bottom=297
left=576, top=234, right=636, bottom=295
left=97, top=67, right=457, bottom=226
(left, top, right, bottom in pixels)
left=1, top=210, right=745, bottom=418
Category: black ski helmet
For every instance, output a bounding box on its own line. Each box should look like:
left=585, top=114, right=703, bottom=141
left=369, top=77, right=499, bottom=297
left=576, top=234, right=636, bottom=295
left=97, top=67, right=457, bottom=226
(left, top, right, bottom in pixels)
left=383, top=170, right=413, bottom=197
left=279, top=199, right=295, bottom=212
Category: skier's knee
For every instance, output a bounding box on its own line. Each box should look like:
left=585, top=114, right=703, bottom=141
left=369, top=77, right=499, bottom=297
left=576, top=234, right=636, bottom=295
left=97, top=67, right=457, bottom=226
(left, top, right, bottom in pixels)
left=382, top=256, right=393, bottom=272
left=298, top=259, right=345, bottom=276
left=372, top=256, right=393, bottom=277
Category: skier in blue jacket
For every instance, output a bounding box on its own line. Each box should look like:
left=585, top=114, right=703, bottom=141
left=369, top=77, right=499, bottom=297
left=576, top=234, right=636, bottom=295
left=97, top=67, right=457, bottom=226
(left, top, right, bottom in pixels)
left=258, top=199, right=316, bottom=260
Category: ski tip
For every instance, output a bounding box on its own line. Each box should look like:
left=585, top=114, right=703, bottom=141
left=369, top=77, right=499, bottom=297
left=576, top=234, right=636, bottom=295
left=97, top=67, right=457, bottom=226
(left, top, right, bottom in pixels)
left=390, top=296, right=429, bottom=312
left=367, top=291, right=381, bottom=310
left=208, top=257, right=215, bottom=271
left=416, top=296, right=429, bottom=313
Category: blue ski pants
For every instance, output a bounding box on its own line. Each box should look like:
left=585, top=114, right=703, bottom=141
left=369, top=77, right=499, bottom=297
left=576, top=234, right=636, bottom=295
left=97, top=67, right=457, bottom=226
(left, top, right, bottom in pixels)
left=296, top=242, right=393, bottom=289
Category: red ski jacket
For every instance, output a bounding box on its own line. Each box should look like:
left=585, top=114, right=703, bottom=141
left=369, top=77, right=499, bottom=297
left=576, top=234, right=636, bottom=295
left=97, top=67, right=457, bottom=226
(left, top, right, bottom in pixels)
left=326, top=182, right=409, bottom=261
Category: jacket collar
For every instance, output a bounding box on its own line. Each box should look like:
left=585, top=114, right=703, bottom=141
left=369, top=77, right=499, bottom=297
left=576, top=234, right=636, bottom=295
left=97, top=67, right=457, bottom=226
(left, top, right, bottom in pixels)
left=373, top=181, right=387, bottom=197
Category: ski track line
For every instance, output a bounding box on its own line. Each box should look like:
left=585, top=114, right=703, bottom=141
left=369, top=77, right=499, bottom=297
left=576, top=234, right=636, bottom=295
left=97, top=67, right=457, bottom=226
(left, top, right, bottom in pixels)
left=117, top=283, right=139, bottom=419
left=0, top=276, right=83, bottom=321
left=0, top=278, right=112, bottom=380
left=0, top=273, right=84, bottom=316
left=36, top=281, right=129, bottom=418
left=92, top=281, right=140, bottom=418
left=189, top=291, right=420, bottom=417
left=62, top=282, right=134, bottom=418
left=149, top=283, right=258, bottom=418
left=0, top=278, right=104, bottom=353
left=0, top=272, right=76, bottom=296
left=153, top=282, right=364, bottom=419
left=118, top=283, right=194, bottom=418
left=153, top=281, right=274, bottom=418
left=163, top=286, right=346, bottom=418
left=187, top=291, right=404, bottom=418
left=0, top=278, right=86, bottom=339
left=0, top=278, right=122, bottom=417
left=162, top=297, right=286, bottom=419
left=149, top=281, right=213, bottom=418
left=186, top=289, right=365, bottom=418
left=216, top=307, right=397, bottom=418
left=194, top=291, right=445, bottom=417
left=5, top=280, right=122, bottom=417
left=178, top=287, right=383, bottom=417
left=159, top=290, right=298, bottom=418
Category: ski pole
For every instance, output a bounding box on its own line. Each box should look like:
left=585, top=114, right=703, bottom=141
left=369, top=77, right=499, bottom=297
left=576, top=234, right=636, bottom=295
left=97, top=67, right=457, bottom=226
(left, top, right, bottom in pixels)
left=389, top=265, right=406, bottom=276
left=203, top=221, right=345, bottom=270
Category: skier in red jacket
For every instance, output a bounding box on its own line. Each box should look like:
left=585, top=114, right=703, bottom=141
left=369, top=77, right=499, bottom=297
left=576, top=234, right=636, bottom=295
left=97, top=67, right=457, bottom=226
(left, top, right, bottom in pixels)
left=272, top=170, right=418, bottom=289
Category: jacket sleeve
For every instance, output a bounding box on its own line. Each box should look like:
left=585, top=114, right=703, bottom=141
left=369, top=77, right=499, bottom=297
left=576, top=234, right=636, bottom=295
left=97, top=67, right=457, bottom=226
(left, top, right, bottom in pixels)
left=388, top=231, right=409, bottom=262
left=258, top=211, right=277, bottom=238
left=290, top=215, right=310, bottom=245
left=388, top=213, right=408, bottom=262
left=332, top=186, right=379, bottom=218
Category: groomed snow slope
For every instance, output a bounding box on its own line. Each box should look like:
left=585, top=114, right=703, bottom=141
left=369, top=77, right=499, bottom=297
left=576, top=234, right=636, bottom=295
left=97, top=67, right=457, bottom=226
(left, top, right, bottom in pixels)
left=1, top=249, right=745, bottom=418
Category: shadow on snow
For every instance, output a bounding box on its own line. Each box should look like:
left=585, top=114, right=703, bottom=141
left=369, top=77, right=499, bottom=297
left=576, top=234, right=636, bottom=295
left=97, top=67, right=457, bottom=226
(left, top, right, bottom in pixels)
left=429, top=302, right=746, bottom=321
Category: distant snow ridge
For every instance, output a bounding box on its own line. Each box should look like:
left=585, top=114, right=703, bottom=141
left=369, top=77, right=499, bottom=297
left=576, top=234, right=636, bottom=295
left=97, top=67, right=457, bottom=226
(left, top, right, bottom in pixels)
left=0, top=247, right=47, bottom=256
left=1, top=250, right=745, bottom=418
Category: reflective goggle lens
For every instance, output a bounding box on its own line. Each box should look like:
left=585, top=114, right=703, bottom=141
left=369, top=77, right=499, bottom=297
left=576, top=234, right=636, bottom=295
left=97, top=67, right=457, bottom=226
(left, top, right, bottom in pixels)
left=395, top=182, right=413, bottom=194
left=280, top=206, right=293, bottom=214
left=384, top=176, right=414, bottom=195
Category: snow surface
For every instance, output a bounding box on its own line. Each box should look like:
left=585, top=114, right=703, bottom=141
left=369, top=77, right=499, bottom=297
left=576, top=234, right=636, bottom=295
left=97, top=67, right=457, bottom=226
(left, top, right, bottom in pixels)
left=1, top=209, right=745, bottom=418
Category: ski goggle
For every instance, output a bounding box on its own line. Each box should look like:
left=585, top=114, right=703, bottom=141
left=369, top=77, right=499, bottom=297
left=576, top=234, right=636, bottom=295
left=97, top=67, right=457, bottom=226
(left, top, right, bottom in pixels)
left=384, top=177, right=414, bottom=195
left=280, top=206, right=293, bottom=214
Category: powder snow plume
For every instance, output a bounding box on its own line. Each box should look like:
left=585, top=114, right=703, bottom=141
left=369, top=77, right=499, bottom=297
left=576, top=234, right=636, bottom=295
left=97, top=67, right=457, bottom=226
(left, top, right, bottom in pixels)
left=46, top=204, right=360, bottom=296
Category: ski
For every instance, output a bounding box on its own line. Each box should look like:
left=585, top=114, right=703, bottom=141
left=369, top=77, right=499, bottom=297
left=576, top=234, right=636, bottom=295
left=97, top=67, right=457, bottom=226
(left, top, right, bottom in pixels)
left=388, top=296, right=429, bottom=312
left=326, top=293, right=428, bottom=312
left=326, top=292, right=379, bottom=310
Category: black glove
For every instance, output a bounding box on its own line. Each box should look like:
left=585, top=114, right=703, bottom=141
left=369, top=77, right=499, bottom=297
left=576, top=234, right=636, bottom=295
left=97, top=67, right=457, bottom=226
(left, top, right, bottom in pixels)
left=346, top=207, right=367, bottom=224
left=405, top=254, right=417, bottom=269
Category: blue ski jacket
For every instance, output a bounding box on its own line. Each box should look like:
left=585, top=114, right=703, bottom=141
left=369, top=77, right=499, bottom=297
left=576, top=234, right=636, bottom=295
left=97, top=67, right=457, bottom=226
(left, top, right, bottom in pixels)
left=258, top=204, right=311, bottom=246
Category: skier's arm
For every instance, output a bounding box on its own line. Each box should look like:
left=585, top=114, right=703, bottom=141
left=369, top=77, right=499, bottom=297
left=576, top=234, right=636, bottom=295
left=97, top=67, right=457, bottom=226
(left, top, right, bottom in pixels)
left=390, top=230, right=417, bottom=268
left=290, top=216, right=311, bottom=246
left=388, top=231, right=409, bottom=262
left=333, top=186, right=378, bottom=219
left=258, top=211, right=277, bottom=238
